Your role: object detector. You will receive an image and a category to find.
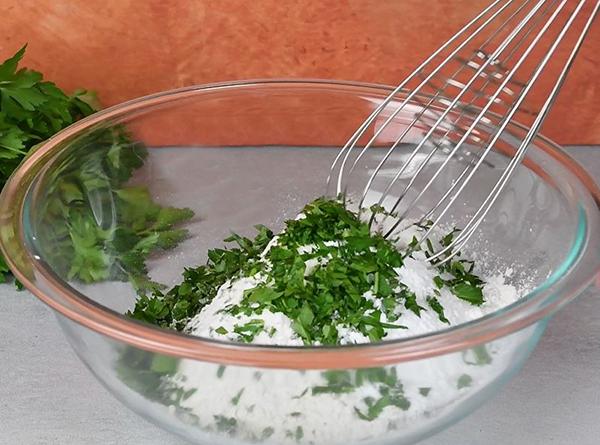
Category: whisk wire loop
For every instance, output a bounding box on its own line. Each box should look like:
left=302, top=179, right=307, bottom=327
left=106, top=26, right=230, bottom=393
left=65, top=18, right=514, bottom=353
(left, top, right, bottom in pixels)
left=330, top=0, right=599, bottom=261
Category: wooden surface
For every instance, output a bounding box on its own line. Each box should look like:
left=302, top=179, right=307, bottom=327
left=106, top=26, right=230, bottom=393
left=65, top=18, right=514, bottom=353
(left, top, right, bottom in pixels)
left=2, top=0, right=599, bottom=144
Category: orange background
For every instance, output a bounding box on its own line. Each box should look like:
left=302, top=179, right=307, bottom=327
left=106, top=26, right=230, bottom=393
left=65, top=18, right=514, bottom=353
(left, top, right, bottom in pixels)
left=2, top=0, right=599, bottom=144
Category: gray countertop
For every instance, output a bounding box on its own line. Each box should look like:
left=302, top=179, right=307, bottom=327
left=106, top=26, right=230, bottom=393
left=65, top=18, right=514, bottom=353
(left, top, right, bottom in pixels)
left=1, top=147, right=598, bottom=445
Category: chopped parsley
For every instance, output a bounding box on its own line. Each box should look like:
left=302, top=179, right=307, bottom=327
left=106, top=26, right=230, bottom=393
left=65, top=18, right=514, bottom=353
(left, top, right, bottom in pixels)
left=463, top=345, right=493, bottom=366
left=285, top=426, right=304, bottom=441
left=261, top=427, right=275, bottom=439
left=427, top=296, right=450, bottom=324
left=457, top=374, right=473, bottom=389
left=127, top=225, right=274, bottom=329
left=214, top=415, right=238, bottom=435
left=231, top=388, right=245, bottom=406
left=419, top=387, right=432, bottom=397
left=128, top=197, right=486, bottom=344
left=310, top=368, right=411, bottom=421
left=233, top=319, right=266, bottom=343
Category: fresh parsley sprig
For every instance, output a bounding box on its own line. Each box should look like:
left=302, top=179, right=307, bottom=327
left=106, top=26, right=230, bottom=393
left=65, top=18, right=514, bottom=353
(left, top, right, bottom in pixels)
left=0, top=46, right=95, bottom=283
left=0, top=46, right=193, bottom=289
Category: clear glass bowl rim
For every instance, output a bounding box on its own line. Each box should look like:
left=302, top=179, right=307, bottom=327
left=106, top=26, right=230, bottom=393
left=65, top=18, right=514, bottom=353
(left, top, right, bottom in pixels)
left=1, top=79, right=599, bottom=369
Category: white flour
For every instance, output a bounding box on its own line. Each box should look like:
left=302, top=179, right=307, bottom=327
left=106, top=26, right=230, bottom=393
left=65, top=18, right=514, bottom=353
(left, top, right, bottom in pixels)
left=185, top=275, right=304, bottom=346
left=166, top=219, right=525, bottom=444
left=173, top=339, right=522, bottom=444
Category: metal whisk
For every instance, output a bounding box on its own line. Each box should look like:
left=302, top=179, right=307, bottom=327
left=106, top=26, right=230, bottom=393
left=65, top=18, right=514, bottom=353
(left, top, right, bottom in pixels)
left=328, top=0, right=599, bottom=262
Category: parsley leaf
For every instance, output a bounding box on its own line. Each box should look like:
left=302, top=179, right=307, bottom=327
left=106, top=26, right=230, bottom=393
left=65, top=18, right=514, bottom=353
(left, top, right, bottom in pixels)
left=427, top=296, right=450, bottom=324
left=457, top=374, right=473, bottom=389
left=452, top=282, right=484, bottom=306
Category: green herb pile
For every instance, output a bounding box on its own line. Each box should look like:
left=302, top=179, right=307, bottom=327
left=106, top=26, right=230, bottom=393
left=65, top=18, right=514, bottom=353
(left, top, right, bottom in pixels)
left=129, top=197, right=485, bottom=344
left=0, top=46, right=192, bottom=289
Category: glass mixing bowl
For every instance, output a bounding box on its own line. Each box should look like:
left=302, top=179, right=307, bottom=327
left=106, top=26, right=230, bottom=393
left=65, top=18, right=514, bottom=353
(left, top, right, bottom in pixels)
left=1, top=80, right=599, bottom=445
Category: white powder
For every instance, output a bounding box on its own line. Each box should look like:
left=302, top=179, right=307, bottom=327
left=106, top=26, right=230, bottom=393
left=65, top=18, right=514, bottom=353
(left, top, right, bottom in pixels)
left=185, top=275, right=303, bottom=346
left=172, top=327, right=530, bottom=444
left=171, top=216, right=525, bottom=444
